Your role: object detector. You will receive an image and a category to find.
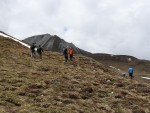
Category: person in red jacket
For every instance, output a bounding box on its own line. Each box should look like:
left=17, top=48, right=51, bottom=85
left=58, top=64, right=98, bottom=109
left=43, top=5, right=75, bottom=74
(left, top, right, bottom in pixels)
left=68, top=47, right=73, bottom=61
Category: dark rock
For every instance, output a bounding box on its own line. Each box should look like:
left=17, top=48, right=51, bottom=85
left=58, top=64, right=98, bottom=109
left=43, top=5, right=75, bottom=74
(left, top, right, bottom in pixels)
left=23, top=34, right=90, bottom=55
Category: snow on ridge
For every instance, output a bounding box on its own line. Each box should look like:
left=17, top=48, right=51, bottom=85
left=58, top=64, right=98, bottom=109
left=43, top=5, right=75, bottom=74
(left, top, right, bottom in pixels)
left=141, top=77, right=150, bottom=80
left=109, top=66, right=120, bottom=71
left=0, top=33, right=30, bottom=48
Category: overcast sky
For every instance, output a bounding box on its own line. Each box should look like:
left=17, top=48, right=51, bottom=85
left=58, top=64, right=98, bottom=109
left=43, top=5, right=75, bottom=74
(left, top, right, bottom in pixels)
left=1, top=0, right=150, bottom=60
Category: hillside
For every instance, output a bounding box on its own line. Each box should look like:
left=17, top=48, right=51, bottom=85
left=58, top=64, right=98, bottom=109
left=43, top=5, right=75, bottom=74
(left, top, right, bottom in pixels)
left=90, top=53, right=150, bottom=74
left=0, top=36, right=150, bottom=113
left=23, top=34, right=150, bottom=75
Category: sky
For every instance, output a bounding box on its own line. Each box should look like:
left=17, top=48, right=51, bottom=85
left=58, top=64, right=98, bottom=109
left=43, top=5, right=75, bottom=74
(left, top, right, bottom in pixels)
left=1, top=0, right=150, bottom=60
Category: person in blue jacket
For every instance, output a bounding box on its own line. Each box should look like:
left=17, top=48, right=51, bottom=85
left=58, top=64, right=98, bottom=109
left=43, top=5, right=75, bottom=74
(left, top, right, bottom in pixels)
left=128, top=67, right=134, bottom=79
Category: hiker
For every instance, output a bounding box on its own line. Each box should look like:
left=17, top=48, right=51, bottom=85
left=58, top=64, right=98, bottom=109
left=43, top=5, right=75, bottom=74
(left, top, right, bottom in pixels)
left=37, top=45, right=43, bottom=59
left=63, top=47, right=68, bottom=62
left=128, top=67, right=134, bottom=79
left=30, top=43, right=36, bottom=58
left=68, top=47, right=73, bottom=61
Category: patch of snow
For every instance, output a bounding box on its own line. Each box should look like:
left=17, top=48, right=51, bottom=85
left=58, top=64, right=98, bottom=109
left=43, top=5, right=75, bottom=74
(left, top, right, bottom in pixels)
left=128, top=58, right=132, bottom=62
left=0, top=33, right=30, bottom=48
left=0, top=33, right=8, bottom=37
left=109, top=66, right=114, bottom=68
left=109, top=66, right=120, bottom=71
left=141, top=77, right=150, bottom=80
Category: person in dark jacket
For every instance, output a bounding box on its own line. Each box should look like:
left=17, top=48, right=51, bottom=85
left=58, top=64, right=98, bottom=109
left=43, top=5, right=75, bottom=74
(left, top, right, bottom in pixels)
left=63, top=47, right=68, bottom=62
left=30, top=43, right=36, bottom=58
left=68, top=47, right=73, bottom=61
left=128, top=67, right=134, bottom=79
left=37, top=45, right=43, bottom=59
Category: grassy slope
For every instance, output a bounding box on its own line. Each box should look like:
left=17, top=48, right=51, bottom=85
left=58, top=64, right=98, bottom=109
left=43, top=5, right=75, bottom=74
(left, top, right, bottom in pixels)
left=0, top=37, right=150, bottom=113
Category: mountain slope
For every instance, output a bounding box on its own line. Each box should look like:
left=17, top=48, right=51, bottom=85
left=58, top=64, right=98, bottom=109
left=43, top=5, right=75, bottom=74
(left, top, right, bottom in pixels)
left=0, top=35, right=150, bottom=113
left=23, top=34, right=150, bottom=75
left=0, top=31, right=30, bottom=48
left=90, top=53, right=150, bottom=74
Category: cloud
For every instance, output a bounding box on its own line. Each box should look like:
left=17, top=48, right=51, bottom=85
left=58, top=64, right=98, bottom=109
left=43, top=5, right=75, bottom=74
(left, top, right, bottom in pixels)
left=0, top=0, right=150, bottom=60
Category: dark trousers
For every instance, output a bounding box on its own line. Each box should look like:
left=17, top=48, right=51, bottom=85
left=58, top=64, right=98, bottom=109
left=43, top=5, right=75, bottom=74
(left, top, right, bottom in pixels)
left=64, top=54, right=68, bottom=62
left=38, top=52, right=42, bottom=59
left=129, top=73, right=133, bottom=79
left=69, top=54, right=73, bottom=61
left=31, top=51, right=35, bottom=58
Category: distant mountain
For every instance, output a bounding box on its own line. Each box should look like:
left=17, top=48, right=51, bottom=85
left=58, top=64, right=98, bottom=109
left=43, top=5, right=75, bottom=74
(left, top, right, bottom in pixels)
left=89, top=53, right=150, bottom=74
left=23, top=34, right=150, bottom=74
left=90, top=53, right=138, bottom=61
left=23, top=34, right=90, bottom=55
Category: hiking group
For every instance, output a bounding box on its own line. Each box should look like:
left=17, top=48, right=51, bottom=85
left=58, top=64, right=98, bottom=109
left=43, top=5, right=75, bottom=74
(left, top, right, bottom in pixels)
left=30, top=43, right=43, bottom=59
left=30, top=44, right=134, bottom=79
left=63, top=46, right=74, bottom=62
left=30, top=44, right=74, bottom=63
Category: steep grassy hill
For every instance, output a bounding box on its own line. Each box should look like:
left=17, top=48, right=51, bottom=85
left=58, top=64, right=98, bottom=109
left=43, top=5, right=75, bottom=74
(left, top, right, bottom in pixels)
left=0, top=36, right=150, bottom=113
